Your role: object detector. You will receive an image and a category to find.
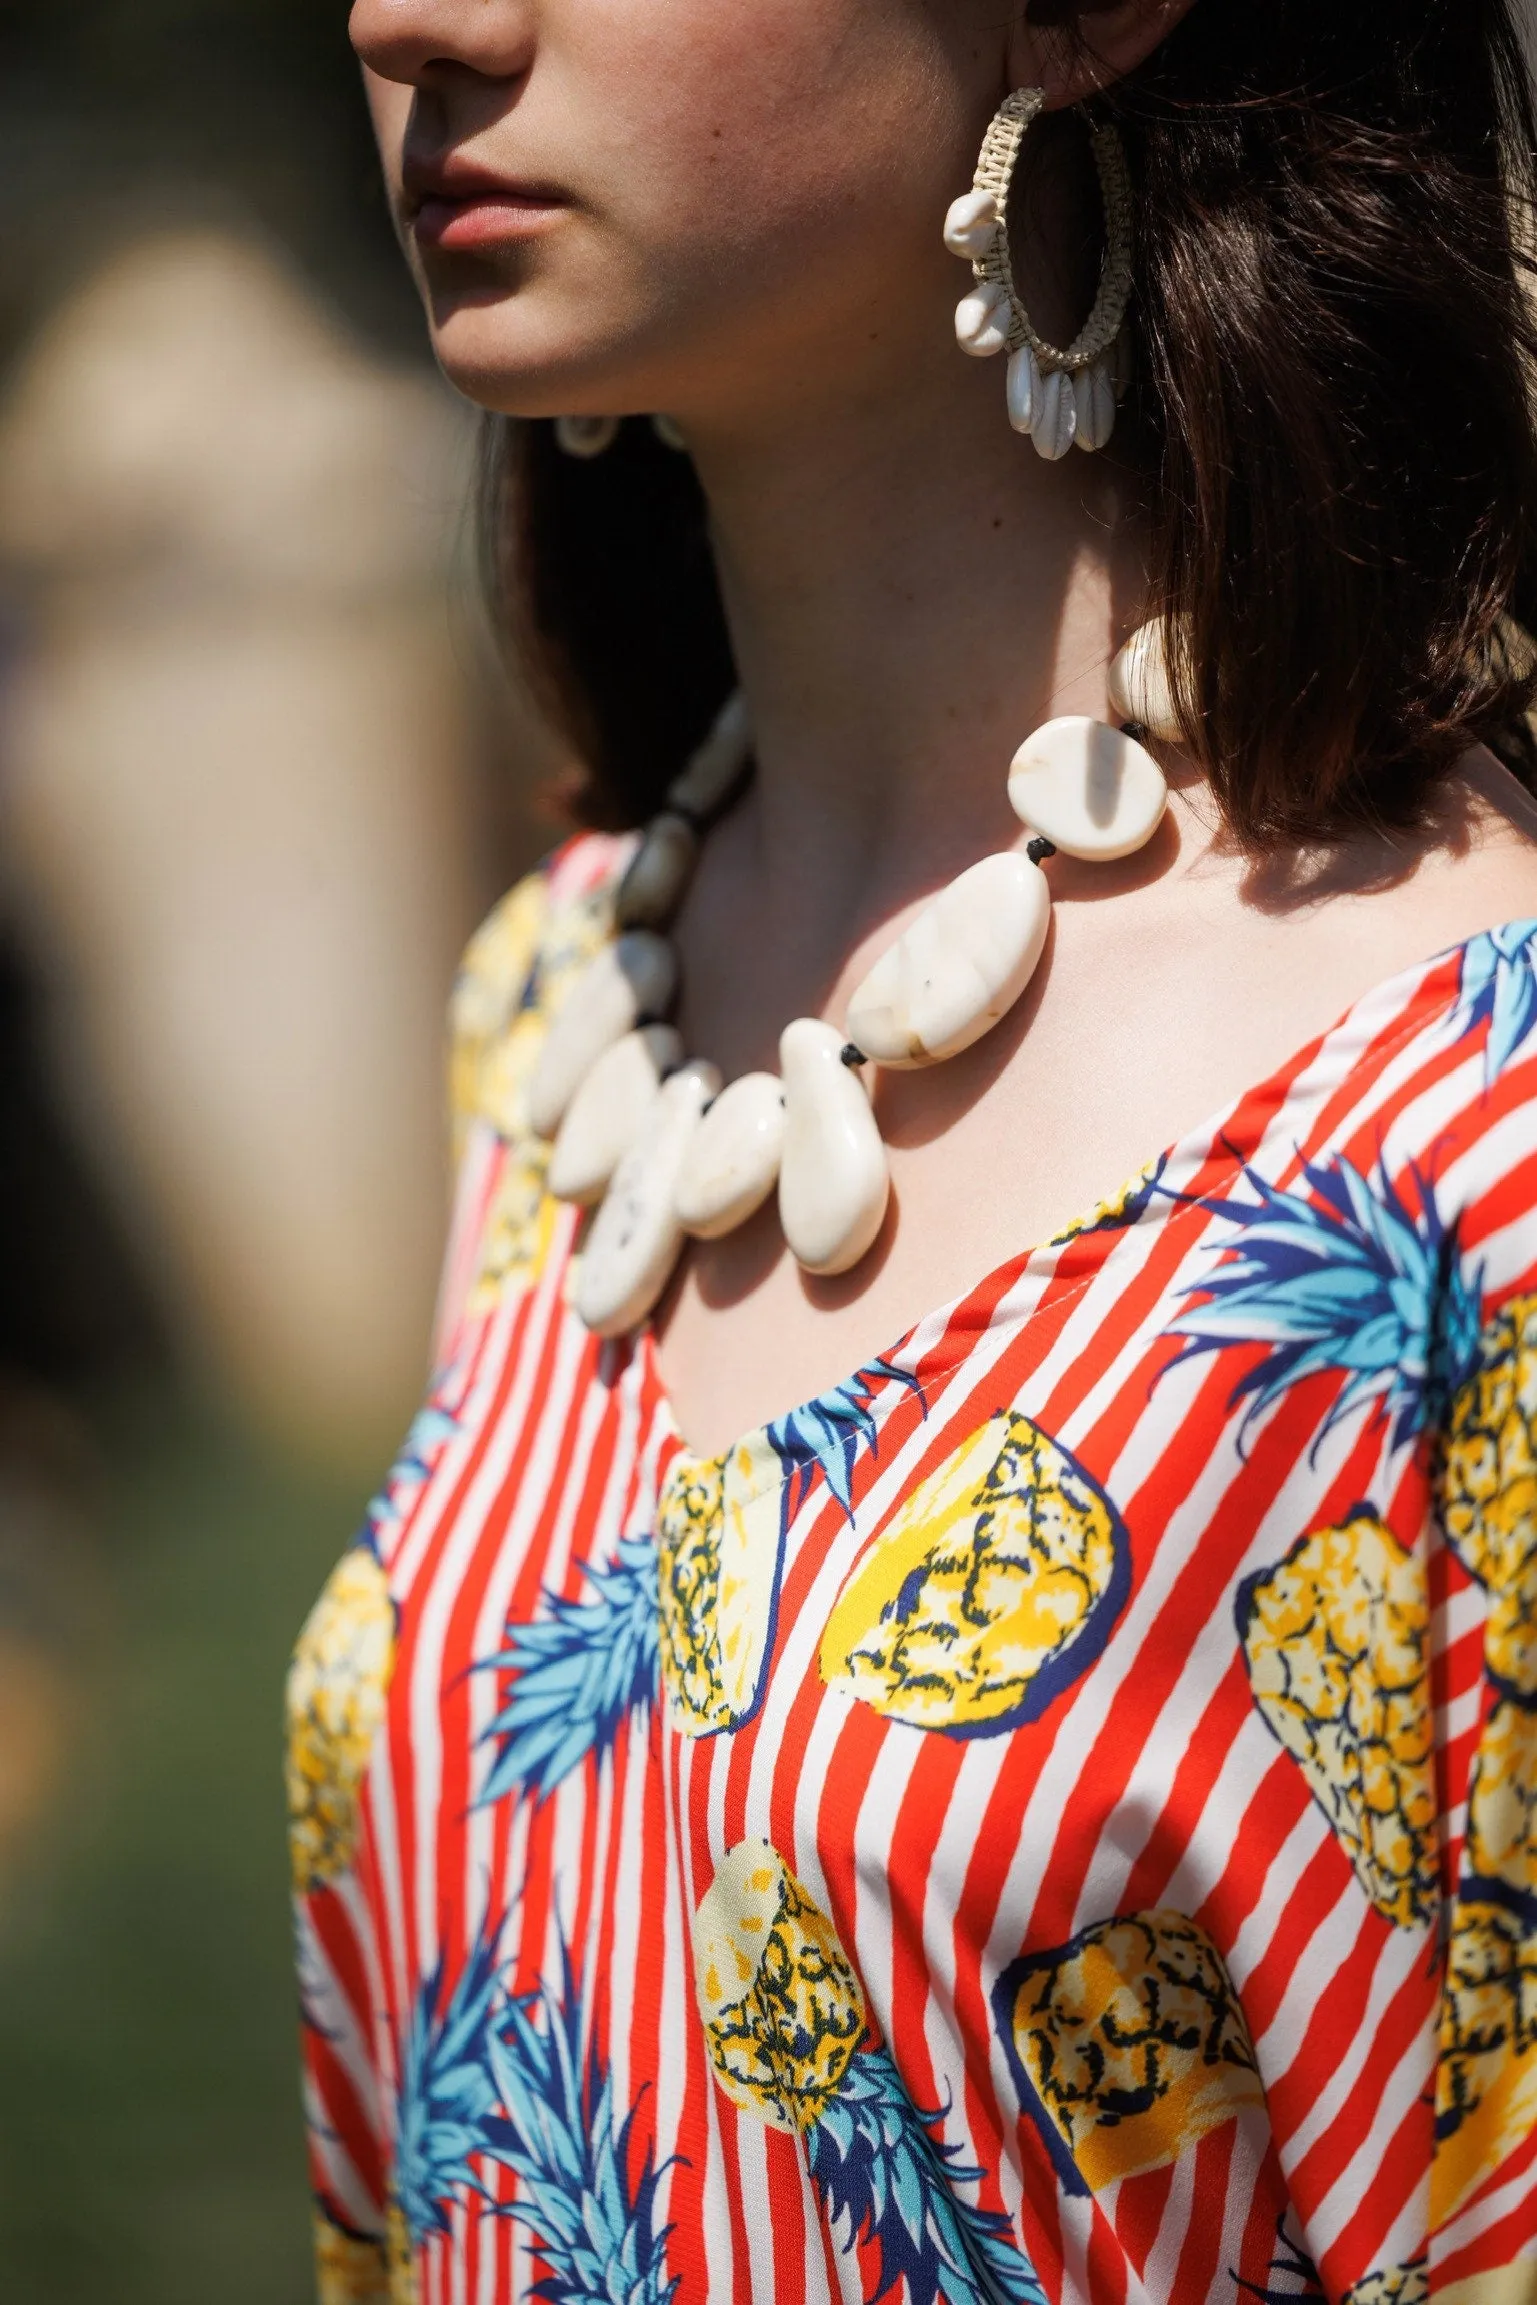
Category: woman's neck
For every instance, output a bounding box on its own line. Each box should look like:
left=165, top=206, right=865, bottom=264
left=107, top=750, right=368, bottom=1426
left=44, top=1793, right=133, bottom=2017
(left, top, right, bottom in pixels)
left=684, top=338, right=1148, bottom=937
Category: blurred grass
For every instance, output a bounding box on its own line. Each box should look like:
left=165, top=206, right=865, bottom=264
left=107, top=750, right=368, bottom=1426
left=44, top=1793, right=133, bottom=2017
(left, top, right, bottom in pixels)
left=0, top=1382, right=368, bottom=2305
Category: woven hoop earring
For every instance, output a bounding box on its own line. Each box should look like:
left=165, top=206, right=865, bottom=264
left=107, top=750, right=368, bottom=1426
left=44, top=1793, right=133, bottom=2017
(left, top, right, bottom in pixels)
left=944, top=88, right=1134, bottom=462
left=555, top=414, right=620, bottom=458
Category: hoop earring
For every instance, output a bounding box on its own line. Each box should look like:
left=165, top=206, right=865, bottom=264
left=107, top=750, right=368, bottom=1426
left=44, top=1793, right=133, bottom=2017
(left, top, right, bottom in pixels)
left=555, top=414, right=620, bottom=458
left=944, top=88, right=1133, bottom=461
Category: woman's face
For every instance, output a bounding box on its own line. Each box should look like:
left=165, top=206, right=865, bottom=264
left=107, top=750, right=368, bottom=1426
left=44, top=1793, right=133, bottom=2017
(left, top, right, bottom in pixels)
left=350, top=0, right=1005, bottom=426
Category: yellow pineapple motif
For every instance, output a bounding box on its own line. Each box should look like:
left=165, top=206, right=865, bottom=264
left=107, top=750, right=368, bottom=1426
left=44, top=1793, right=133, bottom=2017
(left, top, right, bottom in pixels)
left=287, top=1546, right=397, bottom=1894
left=994, top=1909, right=1264, bottom=2196
left=1341, top=2266, right=1428, bottom=2305
left=1238, top=1512, right=1436, bottom=1931
left=1049, top=1155, right=1166, bottom=1247
left=385, top=2198, right=421, bottom=2305
left=1438, top=1292, right=1537, bottom=1700
left=658, top=1434, right=786, bottom=1737
left=314, top=2208, right=392, bottom=2304
left=819, top=1410, right=1129, bottom=1737
left=455, top=877, right=615, bottom=1314
left=692, top=1841, right=867, bottom=2131
left=1468, top=1699, right=1537, bottom=1902
left=1435, top=1899, right=1537, bottom=2227
left=449, top=873, right=550, bottom=1159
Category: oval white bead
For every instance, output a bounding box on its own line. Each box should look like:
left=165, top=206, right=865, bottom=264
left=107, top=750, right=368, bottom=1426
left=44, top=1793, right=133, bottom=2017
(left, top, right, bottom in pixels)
left=1006, top=344, right=1040, bottom=436
left=1007, top=716, right=1168, bottom=862
left=844, top=851, right=1051, bottom=1069
left=1073, top=359, right=1117, bottom=453
left=575, top=1061, right=721, bottom=1338
left=652, top=412, right=687, bottom=450
left=778, top=1019, right=890, bottom=1276
left=942, top=188, right=999, bottom=258
left=674, top=1070, right=785, bottom=1239
left=555, top=414, right=619, bottom=458
left=1031, top=368, right=1077, bottom=461
left=666, top=693, right=752, bottom=825
left=527, top=930, right=677, bottom=1140
left=546, top=1024, right=683, bottom=1206
left=1107, top=621, right=1183, bottom=744
left=955, top=281, right=1012, bottom=358
left=615, top=811, right=699, bottom=932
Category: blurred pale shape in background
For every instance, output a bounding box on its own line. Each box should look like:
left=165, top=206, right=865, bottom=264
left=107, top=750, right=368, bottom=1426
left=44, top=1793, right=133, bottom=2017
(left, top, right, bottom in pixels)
left=0, top=229, right=498, bottom=1471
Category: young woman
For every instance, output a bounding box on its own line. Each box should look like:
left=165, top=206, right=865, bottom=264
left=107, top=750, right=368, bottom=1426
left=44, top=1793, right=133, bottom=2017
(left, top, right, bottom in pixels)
left=287, top=2, right=1537, bottom=2297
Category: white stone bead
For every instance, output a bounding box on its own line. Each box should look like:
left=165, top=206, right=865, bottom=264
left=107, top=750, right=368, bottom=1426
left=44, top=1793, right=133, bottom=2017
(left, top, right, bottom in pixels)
left=652, top=413, right=687, bottom=450
left=955, top=281, right=1012, bottom=358
left=778, top=1019, right=890, bottom=1276
left=1006, top=344, right=1040, bottom=436
left=615, top=812, right=700, bottom=932
left=942, top=189, right=999, bottom=259
left=575, top=1061, right=721, bottom=1338
left=844, top=851, right=1051, bottom=1070
left=555, top=414, right=619, bottom=458
left=1107, top=621, right=1183, bottom=744
left=665, top=693, right=752, bottom=825
left=674, top=1071, right=785, bottom=1239
left=1073, top=359, right=1117, bottom=453
left=527, top=931, right=677, bottom=1139
left=546, top=1024, right=683, bottom=1205
left=1007, top=716, right=1168, bottom=862
left=1031, top=368, right=1077, bottom=460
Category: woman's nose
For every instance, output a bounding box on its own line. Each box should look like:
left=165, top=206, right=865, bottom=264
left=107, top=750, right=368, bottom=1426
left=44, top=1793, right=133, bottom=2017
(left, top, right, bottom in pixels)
left=349, top=0, right=533, bottom=86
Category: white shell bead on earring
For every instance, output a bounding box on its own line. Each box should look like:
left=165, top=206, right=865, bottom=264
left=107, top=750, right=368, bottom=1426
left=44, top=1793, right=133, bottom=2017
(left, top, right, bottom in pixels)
left=778, top=1020, right=890, bottom=1276
left=1008, top=716, right=1168, bottom=862
left=1030, top=369, right=1077, bottom=461
left=1073, top=360, right=1117, bottom=453
left=674, top=1071, right=786, bottom=1239
left=555, top=414, right=619, bottom=458
left=1108, top=622, right=1183, bottom=745
left=615, top=812, right=700, bottom=932
left=527, top=930, right=677, bottom=1139
left=942, top=188, right=999, bottom=259
left=575, top=1061, right=720, bottom=1338
left=1006, top=345, right=1041, bottom=436
left=844, top=851, right=1051, bottom=1070
left=955, top=280, right=1012, bottom=358
left=546, top=1024, right=683, bottom=1206
left=652, top=413, right=687, bottom=450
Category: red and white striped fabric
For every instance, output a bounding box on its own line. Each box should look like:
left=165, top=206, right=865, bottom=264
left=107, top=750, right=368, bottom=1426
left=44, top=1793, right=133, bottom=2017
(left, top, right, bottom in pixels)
left=287, top=832, right=1537, bottom=2305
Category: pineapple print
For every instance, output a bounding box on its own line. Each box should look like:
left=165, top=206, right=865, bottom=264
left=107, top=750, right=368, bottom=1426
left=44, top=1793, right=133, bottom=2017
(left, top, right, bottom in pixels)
left=819, top=1410, right=1130, bottom=1737
left=472, top=1534, right=660, bottom=1804
left=1049, top=1153, right=1168, bottom=1247
left=392, top=1910, right=675, bottom=2303
left=1436, top=1291, right=1537, bottom=1702
left=458, top=874, right=615, bottom=1315
left=692, top=1841, right=1047, bottom=2305
left=1435, top=1899, right=1537, bottom=2228
left=657, top=1433, right=786, bottom=1736
left=992, top=1908, right=1265, bottom=2197
left=314, top=2206, right=392, bottom=2305
left=1237, top=1512, right=1436, bottom=1930
left=287, top=1546, right=397, bottom=1894
left=1340, top=2267, right=1427, bottom=2305
left=1448, top=918, right=1537, bottom=1088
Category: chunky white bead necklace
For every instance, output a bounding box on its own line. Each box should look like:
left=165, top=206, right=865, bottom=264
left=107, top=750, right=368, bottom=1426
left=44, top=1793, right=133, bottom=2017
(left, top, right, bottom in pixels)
left=528, top=629, right=1181, bottom=1339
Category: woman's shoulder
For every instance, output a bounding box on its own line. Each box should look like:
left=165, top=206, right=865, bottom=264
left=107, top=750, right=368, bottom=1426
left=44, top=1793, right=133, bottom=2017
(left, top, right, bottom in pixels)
left=448, top=828, right=633, bottom=1154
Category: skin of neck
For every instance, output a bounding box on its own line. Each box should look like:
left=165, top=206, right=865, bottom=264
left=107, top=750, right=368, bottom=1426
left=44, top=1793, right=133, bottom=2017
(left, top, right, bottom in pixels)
left=685, top=310, right=1149, bottom=958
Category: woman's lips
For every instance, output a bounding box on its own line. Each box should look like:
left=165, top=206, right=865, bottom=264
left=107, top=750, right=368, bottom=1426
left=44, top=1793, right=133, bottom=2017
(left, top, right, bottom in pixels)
left=412, top=189, right=567, bottom=252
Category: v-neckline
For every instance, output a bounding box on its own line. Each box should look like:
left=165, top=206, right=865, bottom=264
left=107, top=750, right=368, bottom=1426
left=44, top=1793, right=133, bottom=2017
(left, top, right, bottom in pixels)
left=639, top=916, right=1532, bottom=1472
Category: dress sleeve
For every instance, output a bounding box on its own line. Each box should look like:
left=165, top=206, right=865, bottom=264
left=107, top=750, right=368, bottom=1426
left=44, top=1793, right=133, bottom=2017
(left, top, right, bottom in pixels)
left=1424, top=1052, right=1537, bottom=2291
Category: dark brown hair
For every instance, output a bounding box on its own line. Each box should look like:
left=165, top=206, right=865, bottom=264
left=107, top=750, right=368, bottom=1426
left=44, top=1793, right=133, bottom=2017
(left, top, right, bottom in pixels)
left=482, top=0, right=1537, bottom=849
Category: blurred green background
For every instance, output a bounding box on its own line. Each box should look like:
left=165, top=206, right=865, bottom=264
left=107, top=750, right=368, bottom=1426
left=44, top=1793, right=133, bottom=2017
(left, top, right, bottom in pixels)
left=0, top=6, right=549, bottom=2297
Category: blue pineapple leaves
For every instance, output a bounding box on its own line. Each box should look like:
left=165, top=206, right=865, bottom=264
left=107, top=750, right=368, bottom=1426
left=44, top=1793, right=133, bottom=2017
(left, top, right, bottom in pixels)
left=395, top=1917, right=507, bottom=2245
left=472, top=1537, right=660, bottom=1806
left=806, top=2046, right=1046, bottom=2305
left=766, top=1358, right=925, bottom=1524
left=483, top=1940, right=677, bottom=2305
left=1451, top=920, right=1537, bottom=1086
left=1168, top=1151, right=1483, bottom=1456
